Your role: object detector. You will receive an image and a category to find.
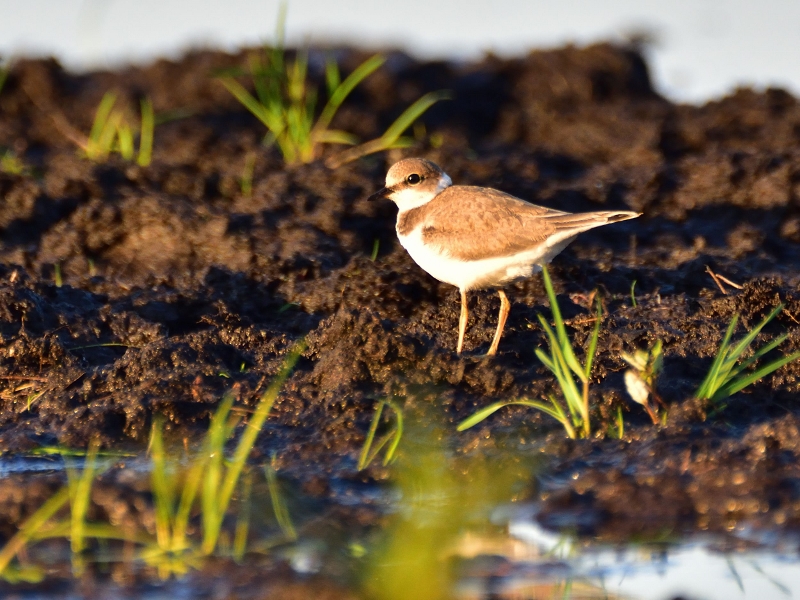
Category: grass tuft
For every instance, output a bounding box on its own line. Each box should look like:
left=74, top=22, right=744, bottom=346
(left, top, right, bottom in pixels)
left=0, top=341, right=303, bottom=581
left=219, top=7, right=447, bottom=166
left=695, top=304, right=800, bottom=403
left=218, top=42, right=381, bottom=164
left=141, top=341, right=303, bottom=575
left=201, top=340, right=304, bottom=553
left=458, top=266, right=601, bottom=439
left=358, top=400, right=404, bottom=470
left=83, top=92, right=155, bottom=165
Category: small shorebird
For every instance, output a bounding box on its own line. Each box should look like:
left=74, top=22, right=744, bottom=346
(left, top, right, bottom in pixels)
left=369, top=158, right=640, bottom=356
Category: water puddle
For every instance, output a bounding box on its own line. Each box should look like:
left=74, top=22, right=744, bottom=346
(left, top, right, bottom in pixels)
left=499, top=509, right=800, bottom=599
left=0, top=429, right=797, bottom=600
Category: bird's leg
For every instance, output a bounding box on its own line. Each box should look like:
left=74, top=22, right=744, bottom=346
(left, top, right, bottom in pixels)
left=487, top=290, right=511, bottom=356
left=457, top=289, right=468, bottom=355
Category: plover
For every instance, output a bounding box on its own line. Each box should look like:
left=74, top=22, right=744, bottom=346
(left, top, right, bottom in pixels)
left=369, top=158, right=640, bottom=356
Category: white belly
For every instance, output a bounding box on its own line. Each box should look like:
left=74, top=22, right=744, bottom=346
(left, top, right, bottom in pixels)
left=397, top=226, right=576, bottom=291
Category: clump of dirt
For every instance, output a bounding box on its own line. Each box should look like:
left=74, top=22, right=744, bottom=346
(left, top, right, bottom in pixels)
left=2, top=43, right=800, bottom=540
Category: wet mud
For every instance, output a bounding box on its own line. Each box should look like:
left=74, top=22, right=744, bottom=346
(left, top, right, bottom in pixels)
left=2, top=43, right=800, bottom=546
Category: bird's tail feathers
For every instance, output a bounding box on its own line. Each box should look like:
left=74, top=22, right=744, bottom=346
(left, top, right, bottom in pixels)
left=545, top=210, right=640, bottom=232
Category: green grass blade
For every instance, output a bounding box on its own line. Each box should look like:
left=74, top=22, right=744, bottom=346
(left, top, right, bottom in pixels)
left=266, top=463, right=297, bottom=541
left=289, top=52, right=308, bottom=103
left=240, top=151, right=256, bottom=197
left=233, top=471, right=253, bottom=561
left=286, top=103, right=304, bottom=149
left=385, top=135, right=416, bottom=149
left=315, top=130, right=359, bottom=145
left=727, top=333, right=789, bottom=381
left=458, top=399, right=559, bottom=431
left=275, top=130, right=296, bottom=163
left=724, top=305, right=784, bottom=367
left=541, top=267, right=586, bottom=382
left=358, top=401, right=385, bottom=470
left=117, top=122, right=134, bottom=161
left=545, top=395, right=569, bottom=423
left=173, top=448, right=208, bottom=551
left=269, top=43, right=284, bottom=80
left=248, top=52, right=272, bottom=108
left=537, top=315, right=567, bottom=374
left=535, top=348, right=557, bottom=373
left=696, top=314, right=738, bottom=400
left=532, top=397, right=570, bottom=424
left=137, top=97, right=155, bottom=167
left=218, top=76, right=285, bottom=134
left=377, top=90, right=451, bottom=145
left=274, top=0, right=287, bottom=51
left=536, top=314, right=584, bottom=424
left=541, top=266, right=566, bottom=345
left=458, top=398, right=577, bottom=437
left=556, top=367, right=584, bottom=428
left=314, top=54, right=385, bottom=135
left=202, top=340, right=304, bottom=554
left=363, top=431, right=395, bottom=468
left=584, top=300, right=602, bottom=379
left=149, top=420, right=174, bottom=550
left=325, top=54, right=341, bottom=95
left=382, top=429, right=401, bottom=466
left=539, top=318, right=583, bottom=415
left=560, top=328, right=587, bottom=384
left=383, top=401, right=404, bottom=465
left=95, top=111, right=121, bottom=159
left=713, top=351, right=800, bottom=401
left=457, top=401, right=515, bottom=430
left=0, top=487, right=70, bottom=575
left=89, top=92, right=117, bottom=146
left=324, top=89, right=450, bottom=168
left=546, top=395, right=576, bottom=439
left=69, top=440, right=99, bottom=555
left=201, top=392, right=236, bottom=549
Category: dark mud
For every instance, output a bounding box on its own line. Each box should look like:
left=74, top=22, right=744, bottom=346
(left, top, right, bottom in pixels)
left=2, top=43, right=800, bottom=544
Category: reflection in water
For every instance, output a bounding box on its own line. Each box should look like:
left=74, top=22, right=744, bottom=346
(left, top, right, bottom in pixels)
left=504, top=514, right=800, bottom=600
left=363, top=420, right=537, bottom=600
left=0, top=419, right=798, bottom=598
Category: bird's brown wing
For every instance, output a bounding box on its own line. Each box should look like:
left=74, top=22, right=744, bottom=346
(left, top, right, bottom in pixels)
left=419, top=186, right=639, bottom=261
left=419, top=186, right=565, bottom=261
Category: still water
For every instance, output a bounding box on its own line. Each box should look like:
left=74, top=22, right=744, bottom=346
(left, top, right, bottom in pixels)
left=0, top=431, right=797, bottom=600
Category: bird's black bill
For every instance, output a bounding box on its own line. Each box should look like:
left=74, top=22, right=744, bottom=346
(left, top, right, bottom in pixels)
left=368, top=187, right=391, bottom=202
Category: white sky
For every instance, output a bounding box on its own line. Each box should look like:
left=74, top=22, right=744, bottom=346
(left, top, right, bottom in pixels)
left=1, top=0, right=799, bottom=103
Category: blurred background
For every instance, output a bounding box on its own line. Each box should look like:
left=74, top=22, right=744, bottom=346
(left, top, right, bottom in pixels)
left=0, top=0, right=798, bottom=104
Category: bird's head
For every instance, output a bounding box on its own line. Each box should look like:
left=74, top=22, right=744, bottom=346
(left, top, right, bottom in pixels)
left=368, top=158, right=452, bottom=211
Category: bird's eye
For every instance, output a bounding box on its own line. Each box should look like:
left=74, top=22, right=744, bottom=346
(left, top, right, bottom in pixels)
left=406, top=173, right=422, bottom=185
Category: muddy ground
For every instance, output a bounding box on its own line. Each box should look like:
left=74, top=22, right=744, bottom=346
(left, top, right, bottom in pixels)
left=1, top=43, right=800, bottom=544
